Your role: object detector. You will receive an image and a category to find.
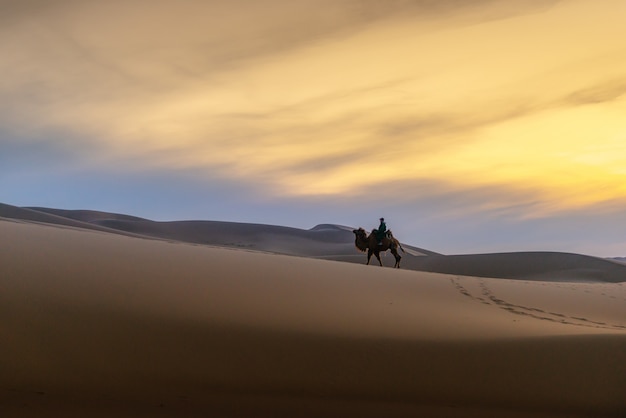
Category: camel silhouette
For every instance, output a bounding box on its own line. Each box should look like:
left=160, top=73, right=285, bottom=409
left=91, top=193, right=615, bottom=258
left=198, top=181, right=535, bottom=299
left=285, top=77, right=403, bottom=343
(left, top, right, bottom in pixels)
left=353, top=227, right=405, bottom=268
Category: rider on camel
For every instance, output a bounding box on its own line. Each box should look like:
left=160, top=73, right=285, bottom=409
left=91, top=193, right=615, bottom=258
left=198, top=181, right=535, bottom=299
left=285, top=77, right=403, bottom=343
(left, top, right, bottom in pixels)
left=374, top=217, right=387, bottom=245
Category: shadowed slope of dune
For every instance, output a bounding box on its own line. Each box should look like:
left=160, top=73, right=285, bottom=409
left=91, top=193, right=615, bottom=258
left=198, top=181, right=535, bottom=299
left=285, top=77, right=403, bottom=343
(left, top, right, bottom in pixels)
left=330, top=252, right=626, bottom=283
left=26, top=206, right=150, bottom=223
left=0, top=203, right=149, bottom=239
left=0, top=203, right=113, bottom=229
left=398, top=252, right=626, bottom=283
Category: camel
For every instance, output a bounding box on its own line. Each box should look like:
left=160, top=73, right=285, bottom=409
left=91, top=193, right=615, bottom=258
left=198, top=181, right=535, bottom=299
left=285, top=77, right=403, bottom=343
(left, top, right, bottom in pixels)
left=352, top=227, right=405, bottom=268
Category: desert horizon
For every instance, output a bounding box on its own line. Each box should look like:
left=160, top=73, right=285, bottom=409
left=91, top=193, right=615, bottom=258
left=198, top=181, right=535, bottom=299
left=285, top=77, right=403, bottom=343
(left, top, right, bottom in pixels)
left=2, top=202, right=625, bottom=417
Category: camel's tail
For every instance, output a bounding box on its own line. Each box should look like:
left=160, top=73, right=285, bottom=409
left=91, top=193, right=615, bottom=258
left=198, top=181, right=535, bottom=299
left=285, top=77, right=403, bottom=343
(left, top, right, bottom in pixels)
left=388, top=231, right=405, bottom=253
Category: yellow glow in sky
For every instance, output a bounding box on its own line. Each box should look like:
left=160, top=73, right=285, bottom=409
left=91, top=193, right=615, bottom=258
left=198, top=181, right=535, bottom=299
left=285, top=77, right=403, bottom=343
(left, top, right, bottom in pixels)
left=2, top=0, right=626, bottom=214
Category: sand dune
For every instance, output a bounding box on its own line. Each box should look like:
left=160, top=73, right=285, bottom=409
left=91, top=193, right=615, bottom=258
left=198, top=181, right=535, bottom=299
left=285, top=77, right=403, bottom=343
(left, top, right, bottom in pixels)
left=25, top=206, right=150, bottom=223
left=3, top=203, right=625, bottom=283
left=0, top=203, right=149, bottom=240
left=1, top=215, right=625, bottom=417
left=3, top=203, right=433, bottom=258
left=400, top=252, right=626, bottom=283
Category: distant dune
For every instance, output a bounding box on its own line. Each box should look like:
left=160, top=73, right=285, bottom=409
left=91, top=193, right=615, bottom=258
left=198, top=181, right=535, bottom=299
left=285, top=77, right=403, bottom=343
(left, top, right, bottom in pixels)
left=1, top=202, right=625, bottom=417
left=0, top=203, right=149, bottom=239
left=401, top=252, right=626, bottom=283
left=2, top=202, right=624, bottom=283
left=6, top=203, right=437, bottom=258
left=608, top=257, right=626, bottom=264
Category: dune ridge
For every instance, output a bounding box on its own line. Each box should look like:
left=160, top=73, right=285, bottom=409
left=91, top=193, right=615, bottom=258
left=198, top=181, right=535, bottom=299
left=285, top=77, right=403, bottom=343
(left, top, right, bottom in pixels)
left=0, top=203, right=150, bottom=239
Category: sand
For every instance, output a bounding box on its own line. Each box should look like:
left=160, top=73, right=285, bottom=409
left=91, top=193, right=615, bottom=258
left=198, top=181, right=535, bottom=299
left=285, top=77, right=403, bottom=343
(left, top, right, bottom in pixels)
left=1, top=213, right=626, bottom=417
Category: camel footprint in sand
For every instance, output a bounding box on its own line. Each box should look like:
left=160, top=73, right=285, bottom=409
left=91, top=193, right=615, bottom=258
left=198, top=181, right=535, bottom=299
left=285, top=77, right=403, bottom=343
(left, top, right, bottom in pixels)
left=449, top=277, right=626, bottom=331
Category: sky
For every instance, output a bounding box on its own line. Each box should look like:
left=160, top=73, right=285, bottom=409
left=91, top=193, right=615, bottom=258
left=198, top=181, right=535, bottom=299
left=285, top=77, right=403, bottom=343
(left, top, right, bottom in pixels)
left=2, top=0, right=626, bottom=256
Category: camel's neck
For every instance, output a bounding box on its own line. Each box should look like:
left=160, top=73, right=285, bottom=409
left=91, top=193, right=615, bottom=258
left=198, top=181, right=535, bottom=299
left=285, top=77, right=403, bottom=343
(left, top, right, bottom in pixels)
left=354, top=235, right=369, bottom=251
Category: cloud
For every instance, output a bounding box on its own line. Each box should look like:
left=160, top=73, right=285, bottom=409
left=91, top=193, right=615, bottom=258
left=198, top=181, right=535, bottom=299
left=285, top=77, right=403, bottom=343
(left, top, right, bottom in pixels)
left=2, top=0, right=626, bottom=231
left=0, top=0, right=79, bottom=25
left=562, top=79, right=626, bottom=106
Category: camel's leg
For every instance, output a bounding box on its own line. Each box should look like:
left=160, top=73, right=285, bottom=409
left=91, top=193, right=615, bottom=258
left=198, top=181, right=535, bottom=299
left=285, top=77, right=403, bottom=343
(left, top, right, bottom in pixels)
left=391, top=248, right=401, bottom=268
left=375, top=251, right=383, bottom=266
left=366, top=249, right=373, bottom=265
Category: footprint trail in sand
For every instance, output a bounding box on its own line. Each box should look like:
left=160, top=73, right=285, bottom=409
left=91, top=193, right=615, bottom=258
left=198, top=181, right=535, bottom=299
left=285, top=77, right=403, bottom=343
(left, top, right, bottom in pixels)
left=450, top=277, right=626, bottom=332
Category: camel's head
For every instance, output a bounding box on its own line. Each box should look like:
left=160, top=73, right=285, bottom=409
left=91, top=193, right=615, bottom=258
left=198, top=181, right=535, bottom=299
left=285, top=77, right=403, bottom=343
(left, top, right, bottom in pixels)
left=353, top=228, right=368, bottom=252
left=352, top=227, right=368, bottom=240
